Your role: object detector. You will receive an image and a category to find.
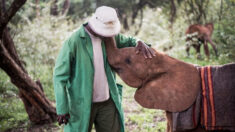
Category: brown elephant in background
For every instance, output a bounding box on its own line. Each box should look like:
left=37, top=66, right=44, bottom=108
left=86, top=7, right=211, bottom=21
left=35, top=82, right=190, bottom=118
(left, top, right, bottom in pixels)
left=103, top=37, right=230, bottom=132
left=185, top=23, right=218, bottom=59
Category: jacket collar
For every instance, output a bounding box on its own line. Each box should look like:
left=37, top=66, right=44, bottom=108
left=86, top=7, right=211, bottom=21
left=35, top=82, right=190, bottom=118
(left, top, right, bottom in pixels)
left=78, top=22, right=108, bottom=67
left=78, top=23, right=94, bottom=64
left=79, top=23, right=88, bottom=38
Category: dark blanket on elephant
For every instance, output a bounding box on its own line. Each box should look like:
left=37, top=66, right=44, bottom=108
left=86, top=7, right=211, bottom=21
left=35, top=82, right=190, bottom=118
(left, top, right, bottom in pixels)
left=172, top=63, right=235, bottom=131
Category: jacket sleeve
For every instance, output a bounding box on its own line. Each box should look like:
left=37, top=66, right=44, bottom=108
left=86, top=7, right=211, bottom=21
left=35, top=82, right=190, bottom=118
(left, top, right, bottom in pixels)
left=115, top=34, right=137, bottom=48
left=53, top=39, right=74, bottom=115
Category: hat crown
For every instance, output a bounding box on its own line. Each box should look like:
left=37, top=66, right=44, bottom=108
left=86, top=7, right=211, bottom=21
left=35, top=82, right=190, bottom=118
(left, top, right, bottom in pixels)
left=88, top=6, right=121, bottom=37
left=95, top=6, right=118, bottom=23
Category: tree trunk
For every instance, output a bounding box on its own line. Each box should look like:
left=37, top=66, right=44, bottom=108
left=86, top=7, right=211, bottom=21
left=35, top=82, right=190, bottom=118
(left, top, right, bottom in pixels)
left=35, top=0, right=40, bottom=17
left=1, top=0, right=6, bottom=12
left=0, top=0, right=57, bottom=124
left=170, top=0, right=176, bottom=25
left=134, top=9, right=143, bottom=35
left=50, top=0, right=58, bottom=16
left=62, top=0, right=70, bottom=15
left=123, top=14, right=129, bottom=30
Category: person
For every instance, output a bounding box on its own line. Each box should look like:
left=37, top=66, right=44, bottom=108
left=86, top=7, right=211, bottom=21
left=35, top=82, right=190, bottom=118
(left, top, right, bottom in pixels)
left=53, top=6, right=155, bottom=132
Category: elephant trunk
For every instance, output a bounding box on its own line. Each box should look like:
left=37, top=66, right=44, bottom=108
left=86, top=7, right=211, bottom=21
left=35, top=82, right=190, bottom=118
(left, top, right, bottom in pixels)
left=103, top=37, right=120, bottom=65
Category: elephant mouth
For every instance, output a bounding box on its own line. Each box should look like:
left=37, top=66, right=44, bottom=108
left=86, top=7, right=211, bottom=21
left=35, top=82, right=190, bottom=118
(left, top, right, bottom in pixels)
left=137, top=83, right=143, bottom=89
left=137, top=72, right=167, bottom=90
left=137, top=79, right=146, bottom=90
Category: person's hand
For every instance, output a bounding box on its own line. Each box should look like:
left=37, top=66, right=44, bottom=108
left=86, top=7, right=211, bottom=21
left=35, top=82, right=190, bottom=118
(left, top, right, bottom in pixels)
left=57, top=114, right=70, bottom=125
left=135, top=41, right=156, bottom=59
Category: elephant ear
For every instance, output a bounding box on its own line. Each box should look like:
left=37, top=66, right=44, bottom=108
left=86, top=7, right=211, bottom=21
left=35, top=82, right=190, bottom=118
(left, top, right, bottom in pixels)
left=134, top=64, right=201, bottom=112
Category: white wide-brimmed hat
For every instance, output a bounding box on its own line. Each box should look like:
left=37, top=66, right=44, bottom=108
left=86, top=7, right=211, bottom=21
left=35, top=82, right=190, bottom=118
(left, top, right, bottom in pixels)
left=88, top=6, right=121, bottom=37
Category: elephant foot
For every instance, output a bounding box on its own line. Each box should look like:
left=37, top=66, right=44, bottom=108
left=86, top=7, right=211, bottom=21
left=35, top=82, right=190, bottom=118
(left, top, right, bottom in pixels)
left=215, top=49, right=219, bottom=58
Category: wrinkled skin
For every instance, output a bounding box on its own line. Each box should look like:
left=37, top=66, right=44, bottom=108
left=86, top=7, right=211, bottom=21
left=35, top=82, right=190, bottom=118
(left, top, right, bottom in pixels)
left=104, top=37, right=220, bottom=132
left=104, top=37, right=201, bottom=112
left=185, top=23, right=218, bottom=59
left=104, top=37, right=230, bottom=132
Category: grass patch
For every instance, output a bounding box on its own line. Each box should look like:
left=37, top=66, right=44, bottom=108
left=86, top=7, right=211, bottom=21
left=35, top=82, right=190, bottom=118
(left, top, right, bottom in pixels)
left=0, top=71, right=29, bottom=131
left=122, top=83, right=167, bottom=132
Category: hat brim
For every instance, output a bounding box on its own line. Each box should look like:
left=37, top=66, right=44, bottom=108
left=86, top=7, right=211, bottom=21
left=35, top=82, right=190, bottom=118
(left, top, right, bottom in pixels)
left=88, top=15, right=121, bottom=37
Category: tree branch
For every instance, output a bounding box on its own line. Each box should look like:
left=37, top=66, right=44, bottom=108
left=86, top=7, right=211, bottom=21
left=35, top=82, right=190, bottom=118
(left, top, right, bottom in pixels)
left=0, top=0, right=27, bottom=35
left=1, top=0, right=6, bottom=12
left=135, top=9, right=143, bottom=35
left=170, top=0, right=176, bottom=24
left=2, top=28, right=27, bottom=73
left=62, top=0, right=70, bottom=15
left=0, top=0, right=2, bottom=24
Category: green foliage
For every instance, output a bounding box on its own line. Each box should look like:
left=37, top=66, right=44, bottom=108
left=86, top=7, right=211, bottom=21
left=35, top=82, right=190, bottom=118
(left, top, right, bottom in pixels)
left=12, top=12, right=77, bottom=68
left=0, top=71, right=28, bottom=131
left=132, top=2, right=234, bottom=63
left=35, top=65, right=55, bottom=101
left=122, top=81, right=167, bottom=132
left=1, top=3, right=80, bottom=131
left=213, top=1, right=235, bottom=60
left=0, top=96, right=29, bottom=131
left=1, top=0, right=234, bottom=131
left=67, top=0, right=171, bottom=31
left=68, top=0, right=168, bottom=18
left=10, top=4, right=80, bottom=95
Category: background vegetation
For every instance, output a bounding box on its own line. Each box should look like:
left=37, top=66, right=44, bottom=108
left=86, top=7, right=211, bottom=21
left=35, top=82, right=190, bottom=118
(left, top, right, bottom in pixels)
left=0, top=0, right=234, bottom=131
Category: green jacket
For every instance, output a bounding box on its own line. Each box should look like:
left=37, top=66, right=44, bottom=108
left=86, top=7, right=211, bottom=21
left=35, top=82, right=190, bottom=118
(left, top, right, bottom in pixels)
left=53, top=23, right=136, bottom=132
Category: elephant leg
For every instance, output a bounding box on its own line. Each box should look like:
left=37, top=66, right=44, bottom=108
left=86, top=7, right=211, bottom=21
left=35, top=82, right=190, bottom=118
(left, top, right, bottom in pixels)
left=207, top=37, right=218, bottom=57
left=194, top=44, right=201, bottom=59
left=165, top=112, right=206, bottom=132
left=186, top=45, right=190, bottom=56
left=166, top=111, right=173, bottom=132
left=203, top=41, right=210, bottom=59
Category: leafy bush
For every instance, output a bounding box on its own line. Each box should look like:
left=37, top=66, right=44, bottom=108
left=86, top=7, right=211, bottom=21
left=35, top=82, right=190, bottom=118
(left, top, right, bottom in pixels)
left=0, top=4, right=82, bottom=131
left=1, top=1, right=234, bottom=131
left=10, top=6, right=82, bottom=100
left=0, top=71, right=28, bottom=131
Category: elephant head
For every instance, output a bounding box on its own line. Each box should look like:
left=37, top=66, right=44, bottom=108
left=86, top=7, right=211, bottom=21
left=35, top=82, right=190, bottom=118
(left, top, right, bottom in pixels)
left=104, top=37, right=201, bottom=112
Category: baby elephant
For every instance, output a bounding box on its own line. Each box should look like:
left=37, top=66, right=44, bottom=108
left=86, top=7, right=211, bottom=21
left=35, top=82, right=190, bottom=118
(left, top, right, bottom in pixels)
left=185, top=23, right=218, bottom=59
left=104, top=37, right=235, bottom=132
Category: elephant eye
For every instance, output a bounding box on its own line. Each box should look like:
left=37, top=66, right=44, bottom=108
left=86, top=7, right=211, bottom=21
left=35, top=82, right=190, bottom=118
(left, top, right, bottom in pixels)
left=125, top=57, right=131, bottom=64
